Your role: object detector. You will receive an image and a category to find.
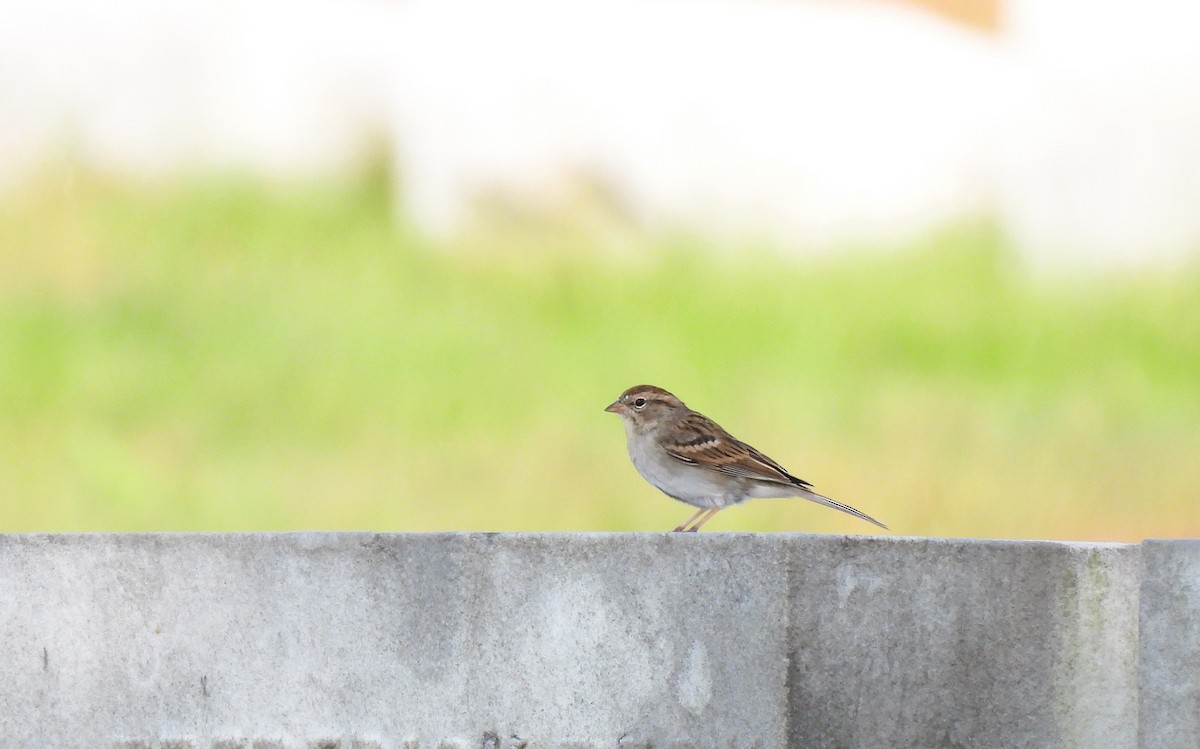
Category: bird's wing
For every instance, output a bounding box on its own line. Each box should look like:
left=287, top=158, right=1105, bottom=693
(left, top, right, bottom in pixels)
left=660, top=411, right=813, bottom=489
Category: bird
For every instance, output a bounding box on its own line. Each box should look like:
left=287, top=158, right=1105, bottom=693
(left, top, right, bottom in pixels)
left=605, top=384, right=887, bottom=532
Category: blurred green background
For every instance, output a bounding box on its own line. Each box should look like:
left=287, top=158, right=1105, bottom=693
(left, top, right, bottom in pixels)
left=1, top=164, right=1197, bottom=540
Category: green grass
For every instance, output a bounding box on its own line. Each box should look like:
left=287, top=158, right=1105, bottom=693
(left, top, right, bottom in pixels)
left=1, top=166, right=1198, bottom=540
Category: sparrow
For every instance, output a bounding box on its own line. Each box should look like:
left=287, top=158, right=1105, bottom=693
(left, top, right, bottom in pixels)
left=605, top=384, right=887, bottom=532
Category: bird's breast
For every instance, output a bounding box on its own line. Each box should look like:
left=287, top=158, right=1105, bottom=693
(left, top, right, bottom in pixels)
left=625, top=431, right=740, bottom=509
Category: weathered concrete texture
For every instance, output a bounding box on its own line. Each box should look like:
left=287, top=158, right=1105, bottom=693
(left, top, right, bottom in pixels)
left=1140, top=539, right=1200, bottom=749
left=0, top=533, right=1183, bottom=748
left=0, top=533, right=789, bottom=748
left=786, top=537, right=1139, bottom=749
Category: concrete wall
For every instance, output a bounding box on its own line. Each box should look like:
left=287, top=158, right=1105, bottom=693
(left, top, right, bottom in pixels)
left=0, top=533, right=1193, bottom=748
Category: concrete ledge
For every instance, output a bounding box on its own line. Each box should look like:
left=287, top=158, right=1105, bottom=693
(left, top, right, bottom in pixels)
left=0, top=533, right=1190, bottom=748
left=1140, top=539, right=1200, bottom=749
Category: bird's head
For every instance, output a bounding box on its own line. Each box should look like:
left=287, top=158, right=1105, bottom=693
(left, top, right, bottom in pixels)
left=605, top=384, right=684, bottom=432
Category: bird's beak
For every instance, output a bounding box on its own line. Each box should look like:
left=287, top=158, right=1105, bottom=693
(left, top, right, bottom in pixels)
left=605, top=400, right=625, bottom=414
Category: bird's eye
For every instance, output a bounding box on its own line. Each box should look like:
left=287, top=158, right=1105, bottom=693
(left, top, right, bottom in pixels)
left=633, top=397, right=647, bottom=409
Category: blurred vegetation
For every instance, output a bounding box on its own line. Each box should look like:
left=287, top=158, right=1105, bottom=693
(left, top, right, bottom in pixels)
left=0, top=164, right=1197, bottom=540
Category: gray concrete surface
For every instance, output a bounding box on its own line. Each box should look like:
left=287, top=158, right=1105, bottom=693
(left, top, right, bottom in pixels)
left=0, top=533, right=1191, bottom=748
left=1140, top=539, right=1200, bottom=749
left=785, top=537, right=1139, bottom=749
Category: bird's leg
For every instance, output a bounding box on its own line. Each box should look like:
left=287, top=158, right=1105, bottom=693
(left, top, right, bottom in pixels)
left=685, top=507, right=722, bottom=532
left=673, top=508, right=707, bottom=532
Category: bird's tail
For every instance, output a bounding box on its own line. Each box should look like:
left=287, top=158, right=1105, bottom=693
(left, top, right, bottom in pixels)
left=796, top=488, right=888, bottom=530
